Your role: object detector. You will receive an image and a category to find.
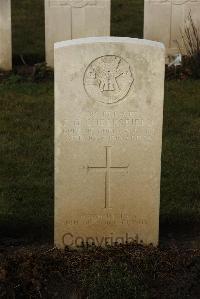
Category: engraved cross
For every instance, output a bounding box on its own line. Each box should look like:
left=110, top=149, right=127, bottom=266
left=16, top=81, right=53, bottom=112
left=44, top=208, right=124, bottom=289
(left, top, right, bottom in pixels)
left=87, top=146, right=129, bottom=209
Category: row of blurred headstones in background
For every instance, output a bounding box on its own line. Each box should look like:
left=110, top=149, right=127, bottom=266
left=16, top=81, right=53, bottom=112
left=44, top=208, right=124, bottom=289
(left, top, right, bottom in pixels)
left=0, top=0, right=200, bottom=70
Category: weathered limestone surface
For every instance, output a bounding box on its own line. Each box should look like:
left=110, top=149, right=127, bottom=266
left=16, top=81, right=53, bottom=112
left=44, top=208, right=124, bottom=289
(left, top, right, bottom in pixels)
left=0, top=0, right=12, bottom=70
left=144, top=0, right=200, bottom=57
left=45, top=0, right=110, bottom=67
left=55, top=37, right=165, bottom=248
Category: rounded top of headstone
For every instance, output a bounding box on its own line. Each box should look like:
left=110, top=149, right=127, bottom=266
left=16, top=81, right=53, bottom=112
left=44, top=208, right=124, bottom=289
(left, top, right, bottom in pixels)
left=54, top=36, right=165, bottom=50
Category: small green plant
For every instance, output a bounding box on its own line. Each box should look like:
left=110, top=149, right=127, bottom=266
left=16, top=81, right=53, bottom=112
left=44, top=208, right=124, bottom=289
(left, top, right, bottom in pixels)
left=33, top=62, right=53, bottom=82
left=1, top=73, right=23, bottom=86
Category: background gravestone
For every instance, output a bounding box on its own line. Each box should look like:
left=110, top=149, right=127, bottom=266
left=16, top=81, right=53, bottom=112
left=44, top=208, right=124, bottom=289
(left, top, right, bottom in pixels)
left=55, top=37, right=165, bottom=248
left=0, top=0, right=12, bottom=70
left=144, top=0, right=200, bottom=58
left=45, top=0, right=111, bottom=67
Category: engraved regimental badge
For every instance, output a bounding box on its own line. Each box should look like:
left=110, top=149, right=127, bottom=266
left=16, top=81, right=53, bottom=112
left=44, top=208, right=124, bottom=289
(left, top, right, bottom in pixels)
left=84, top=55, right=134, bottom=104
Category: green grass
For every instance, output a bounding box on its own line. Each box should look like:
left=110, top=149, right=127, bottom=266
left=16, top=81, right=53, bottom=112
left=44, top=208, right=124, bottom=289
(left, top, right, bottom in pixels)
left=0, top=0, right=200, bottom=239
left=161, top=81, right=200, bottom=224
left=111, top=0, right=144, bottom=38
left=12, top=0, right=45, bottom=64
left=0, top=80, right=54, bottom=239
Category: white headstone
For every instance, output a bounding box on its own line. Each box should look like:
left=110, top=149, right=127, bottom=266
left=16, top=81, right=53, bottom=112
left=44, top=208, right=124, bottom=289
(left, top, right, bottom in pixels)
left=55, top=37, right=165, bottom=248
left=0, top=0, right=12, bottom=70
left=45, top=0, right=111, bottom=67
left=144, top=0, right=200, bottom=58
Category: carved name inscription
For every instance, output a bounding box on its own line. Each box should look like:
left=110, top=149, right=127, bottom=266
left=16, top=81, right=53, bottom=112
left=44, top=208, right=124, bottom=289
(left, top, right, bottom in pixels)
left=84, top=55, right=134, bottom=104
left=63, top=111, right=155, bottom=143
